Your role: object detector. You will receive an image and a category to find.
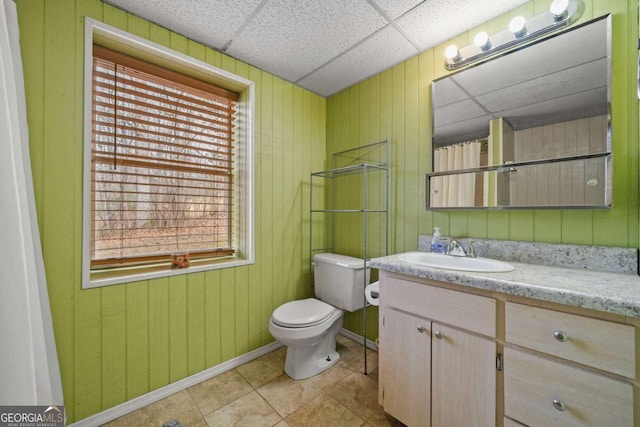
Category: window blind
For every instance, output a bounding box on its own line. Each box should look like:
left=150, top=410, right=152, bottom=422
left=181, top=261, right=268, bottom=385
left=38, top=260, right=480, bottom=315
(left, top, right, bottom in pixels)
left=91, top=45, right=238, bottom=268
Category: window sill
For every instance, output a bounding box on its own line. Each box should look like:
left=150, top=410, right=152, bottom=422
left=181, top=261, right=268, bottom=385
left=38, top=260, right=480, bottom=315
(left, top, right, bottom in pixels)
left=84, top=255, right=254, bottom=289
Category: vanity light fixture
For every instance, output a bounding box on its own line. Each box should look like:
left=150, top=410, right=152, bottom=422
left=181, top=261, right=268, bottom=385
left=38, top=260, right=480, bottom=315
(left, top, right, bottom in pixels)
left=509, top=16, right=527, bottom=38
left=444, top=0, right=584, bottom=70
left=473, top=32, right=492, bottom=51
left=550, top=0, right=570, bottom=20
left=444, top=44, right=462, bottom=61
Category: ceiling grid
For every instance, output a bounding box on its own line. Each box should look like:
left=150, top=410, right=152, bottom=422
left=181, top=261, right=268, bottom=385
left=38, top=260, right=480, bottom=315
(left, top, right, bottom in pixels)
left=104, top=0, right=529, bottom=97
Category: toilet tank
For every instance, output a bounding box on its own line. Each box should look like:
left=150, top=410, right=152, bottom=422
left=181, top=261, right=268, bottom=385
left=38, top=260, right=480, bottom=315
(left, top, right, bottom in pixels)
left=313, top=253, right=370, bottom=312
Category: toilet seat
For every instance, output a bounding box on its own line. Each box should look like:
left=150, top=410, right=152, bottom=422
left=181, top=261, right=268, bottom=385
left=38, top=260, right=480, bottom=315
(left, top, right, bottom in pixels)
left=271, top=298, right=336, bottom=328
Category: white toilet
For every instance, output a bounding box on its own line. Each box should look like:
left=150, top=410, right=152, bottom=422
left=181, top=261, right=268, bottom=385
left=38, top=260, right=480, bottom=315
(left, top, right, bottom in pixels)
left=269, top=253, right=370, bottom=380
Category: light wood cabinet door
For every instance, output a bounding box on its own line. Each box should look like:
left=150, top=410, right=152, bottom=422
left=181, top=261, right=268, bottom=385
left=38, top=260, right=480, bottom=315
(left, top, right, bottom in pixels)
left=380, top=308, right=431, bottom=427
left=431, top=323, right=496, bottom=427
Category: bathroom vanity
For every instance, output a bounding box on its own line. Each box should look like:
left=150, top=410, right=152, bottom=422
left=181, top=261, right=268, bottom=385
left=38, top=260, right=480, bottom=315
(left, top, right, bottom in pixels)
left=371, top=241, right=640, bottom=427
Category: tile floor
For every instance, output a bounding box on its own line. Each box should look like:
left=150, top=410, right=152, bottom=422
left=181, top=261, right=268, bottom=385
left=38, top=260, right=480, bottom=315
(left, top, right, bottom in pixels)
left=102, top=334, right=404, bottom=427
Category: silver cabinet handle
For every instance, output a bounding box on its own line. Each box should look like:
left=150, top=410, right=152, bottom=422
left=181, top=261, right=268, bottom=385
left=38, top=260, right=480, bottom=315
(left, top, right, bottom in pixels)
left=552, top=399, right=567, bottom=411
left=554, top=331, right=569, bottom=342
left=434, top=331, right=444, bottom=340
left=417, top=325, right=426, bottom=333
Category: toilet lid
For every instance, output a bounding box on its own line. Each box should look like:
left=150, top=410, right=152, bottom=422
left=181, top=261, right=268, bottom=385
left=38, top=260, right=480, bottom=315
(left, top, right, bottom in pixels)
left=272, top=298, right=336, bottom=327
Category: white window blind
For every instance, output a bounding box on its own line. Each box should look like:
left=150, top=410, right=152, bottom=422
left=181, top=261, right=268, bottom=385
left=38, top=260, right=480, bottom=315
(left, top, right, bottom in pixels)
left=91, top=45, right=238, bottom=268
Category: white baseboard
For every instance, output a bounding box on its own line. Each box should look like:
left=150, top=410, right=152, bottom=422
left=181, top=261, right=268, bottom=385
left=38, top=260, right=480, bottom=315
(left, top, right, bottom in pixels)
left=339, top=328, right=378, bottom=352
left=69, top=341, right=283, bottom=427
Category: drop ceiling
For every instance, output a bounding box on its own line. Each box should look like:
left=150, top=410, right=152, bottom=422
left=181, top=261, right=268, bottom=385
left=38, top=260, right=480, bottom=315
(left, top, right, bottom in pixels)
left=103, top=0, right=529, bottom=97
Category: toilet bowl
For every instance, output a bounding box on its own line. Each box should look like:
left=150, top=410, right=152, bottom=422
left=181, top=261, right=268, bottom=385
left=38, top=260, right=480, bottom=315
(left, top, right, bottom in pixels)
left=269, top=253, right=369, bottom=380
left=269, top=298, right=344, bottom=379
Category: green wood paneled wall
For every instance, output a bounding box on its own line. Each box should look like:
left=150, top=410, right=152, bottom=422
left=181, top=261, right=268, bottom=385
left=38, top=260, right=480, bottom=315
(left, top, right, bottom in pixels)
left=327, top=0, right=639, bottom=336
left=15, top=0, right=326, bottom=422
left=14, top=0, right=640, bottom=422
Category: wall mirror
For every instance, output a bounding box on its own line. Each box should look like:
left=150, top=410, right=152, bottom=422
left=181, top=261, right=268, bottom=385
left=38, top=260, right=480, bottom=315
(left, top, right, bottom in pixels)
left=427, top=14, right=611, bottom=209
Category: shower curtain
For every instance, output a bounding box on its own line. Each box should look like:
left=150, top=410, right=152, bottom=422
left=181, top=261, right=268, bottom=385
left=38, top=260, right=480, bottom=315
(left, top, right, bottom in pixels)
left=0, top=0, right=63, bottom=406
left=431, top=141, right=481, bottom=207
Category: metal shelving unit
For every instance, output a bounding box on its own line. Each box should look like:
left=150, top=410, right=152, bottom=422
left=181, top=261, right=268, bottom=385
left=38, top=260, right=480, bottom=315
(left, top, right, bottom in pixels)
left=309, top=139, right=389, bottom=374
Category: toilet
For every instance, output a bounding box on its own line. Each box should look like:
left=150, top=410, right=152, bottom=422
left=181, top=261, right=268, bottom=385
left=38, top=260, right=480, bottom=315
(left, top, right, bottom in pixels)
left=269, top=253, right=370, bottom=380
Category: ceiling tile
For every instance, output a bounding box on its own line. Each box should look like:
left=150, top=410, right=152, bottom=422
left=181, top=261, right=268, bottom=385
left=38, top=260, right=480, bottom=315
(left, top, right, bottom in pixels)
left=369, top=0, right=424, bottom=20
left=298, top=26, right=418, bottom=97
left=396, top=0, right=529, bottom=50
left=104, top=0, right=535, bottom=97
left=104, top=0, right=263, bottom=49
left=506, top=88, right=608, bottom=130
left=226, top=0, right=387, bottom=83
left=432, top=78, right=469, bottom=108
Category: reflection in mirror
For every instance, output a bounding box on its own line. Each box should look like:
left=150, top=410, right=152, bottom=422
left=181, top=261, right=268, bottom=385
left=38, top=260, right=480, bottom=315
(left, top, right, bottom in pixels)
left=429, top=156, right=610, bottom=208
left=428, top=14, right=611, bottom=209
left=431, top=141, right=485, bottom=207
left=431, top=170, right=487, bottom=208
left=506, top=157, right=610, bottom=207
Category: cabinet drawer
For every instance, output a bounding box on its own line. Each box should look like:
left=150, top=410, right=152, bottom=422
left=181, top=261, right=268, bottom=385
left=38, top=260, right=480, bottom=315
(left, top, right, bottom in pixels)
left=504, top=348, right=633, bottom=427
left=505, top=302, right=635, bottom=378
left=383, top=275, right=495, bottom=337
left=503, top=417, right=525, bottom=427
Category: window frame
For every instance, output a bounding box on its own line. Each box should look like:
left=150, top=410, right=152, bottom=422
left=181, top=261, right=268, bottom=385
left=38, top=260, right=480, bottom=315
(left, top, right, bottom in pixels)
left=82, top=18, right=254, bottom=289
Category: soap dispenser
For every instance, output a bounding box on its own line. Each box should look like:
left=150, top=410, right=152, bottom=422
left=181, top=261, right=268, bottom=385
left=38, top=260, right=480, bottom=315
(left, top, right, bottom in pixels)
left=431, top=227, right=441, bottom=252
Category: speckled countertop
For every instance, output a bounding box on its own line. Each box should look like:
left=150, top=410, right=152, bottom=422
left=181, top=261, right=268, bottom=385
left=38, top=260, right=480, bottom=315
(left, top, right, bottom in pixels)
left=370, top=238, right=640, bottom=318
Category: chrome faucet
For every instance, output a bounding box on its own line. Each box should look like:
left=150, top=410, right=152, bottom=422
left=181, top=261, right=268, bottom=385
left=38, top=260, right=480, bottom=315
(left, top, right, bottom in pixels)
left=467, top=241, right=476, bottom=258
left=446, top=240, right=476, bottom=258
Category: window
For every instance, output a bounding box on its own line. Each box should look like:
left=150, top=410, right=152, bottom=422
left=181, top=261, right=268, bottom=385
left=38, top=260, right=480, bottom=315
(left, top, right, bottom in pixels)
left=83, top=20, right=254, bottom=288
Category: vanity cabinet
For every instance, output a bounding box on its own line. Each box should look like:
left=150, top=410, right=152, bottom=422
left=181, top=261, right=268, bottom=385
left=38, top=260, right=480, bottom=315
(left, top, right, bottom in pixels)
left=379, top=274, right=497, bottom=427
left=378, top=271, right=640, bottom=427
left=504, top=302, right=635, bottom=427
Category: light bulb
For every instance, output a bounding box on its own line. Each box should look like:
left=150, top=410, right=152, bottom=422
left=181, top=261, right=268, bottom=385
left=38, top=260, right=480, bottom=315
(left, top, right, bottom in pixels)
left=509, top=16, right=527, bottom=38
left=444, top=44, right=462, bottom=61
left=550, top=0, right=569, bottom=20
left=473, top=32, right=491, bottom=51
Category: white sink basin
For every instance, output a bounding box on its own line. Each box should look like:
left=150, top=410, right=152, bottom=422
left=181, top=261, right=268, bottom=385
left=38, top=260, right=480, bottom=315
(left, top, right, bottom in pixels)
left=398, top=252, right=514, bottom=273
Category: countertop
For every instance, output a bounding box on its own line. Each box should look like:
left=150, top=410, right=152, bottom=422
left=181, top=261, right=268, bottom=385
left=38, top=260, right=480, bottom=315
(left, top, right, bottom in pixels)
left=370, top=253, right=640, bottom=318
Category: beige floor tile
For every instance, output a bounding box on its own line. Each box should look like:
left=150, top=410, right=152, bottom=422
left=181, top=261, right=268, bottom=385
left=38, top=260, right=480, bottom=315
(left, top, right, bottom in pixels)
left=327, top=372, right=386, bottom=423
left=100, top=417, right=126, bottom=427
left=341, top=347, right=378, bottom=375
left=308, top=361, right=353, bottom=389
left=204, top=391, right=282, bottom=427
left=336, top=335, right=363, bottom=361
left=285, top=394, right=365, bottom=427
left=366, top=363, right=379, bottom=384
left=188, top=369, right=253, bottom=416
left=102, top=337, right=385, bottom=427
left=364, top=410, right=406, bottom=427
left=256, top=374, right=324, bottom=418
left=363, top=421, right=406, bottom=427
left=336, top=335, right=379, bottom=373
left=236, top=351, right=284, bottom=388
left=118, top=389, right=207, bottom=427
left=272, top=346, right=287, bottom=362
